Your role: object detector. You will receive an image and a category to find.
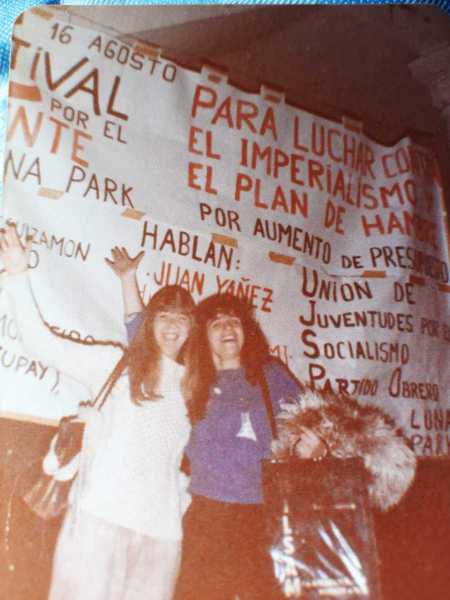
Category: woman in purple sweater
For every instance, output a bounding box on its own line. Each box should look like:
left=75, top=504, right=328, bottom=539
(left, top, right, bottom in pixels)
left=108, top=248, right=304, bottom=600
left=173, top=293, right=302, bottom=600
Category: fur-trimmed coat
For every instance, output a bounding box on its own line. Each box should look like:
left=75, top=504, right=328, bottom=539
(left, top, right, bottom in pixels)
left=271, top=387, right=416, bottom=512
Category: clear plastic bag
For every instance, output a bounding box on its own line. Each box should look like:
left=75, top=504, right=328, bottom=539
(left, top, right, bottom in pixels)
left=262, top=457, right=381, bottom=599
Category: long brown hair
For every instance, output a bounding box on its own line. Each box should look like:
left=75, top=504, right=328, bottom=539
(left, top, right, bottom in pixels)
left=184, top=293, right=271, bottom=422
left=126, top=285, right=196, bottom=404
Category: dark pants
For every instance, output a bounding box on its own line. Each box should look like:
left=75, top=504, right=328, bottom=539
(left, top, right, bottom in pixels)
left=174, top=495, right=275, bottom=600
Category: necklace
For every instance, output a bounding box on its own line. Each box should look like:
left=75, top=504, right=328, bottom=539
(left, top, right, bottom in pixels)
left=236, top=397, right=257, bottom=441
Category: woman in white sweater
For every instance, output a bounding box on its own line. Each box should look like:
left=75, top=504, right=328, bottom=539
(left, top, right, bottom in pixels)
left=0, top=224, right=195, bottom=600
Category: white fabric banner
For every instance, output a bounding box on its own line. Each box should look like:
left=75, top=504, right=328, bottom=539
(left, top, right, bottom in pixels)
left=1, top=8, right=449, bottom=455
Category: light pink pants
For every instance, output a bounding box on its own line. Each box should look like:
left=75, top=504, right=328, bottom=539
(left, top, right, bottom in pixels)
left=49, top=508, right=181, bottom=600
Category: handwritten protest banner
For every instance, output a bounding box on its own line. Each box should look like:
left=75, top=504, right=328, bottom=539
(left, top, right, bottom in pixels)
left=1, top=7, right=449, bottom=455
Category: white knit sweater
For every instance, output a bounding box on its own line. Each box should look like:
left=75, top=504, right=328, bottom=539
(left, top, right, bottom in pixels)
left=4, top=272, right=191, bottom=541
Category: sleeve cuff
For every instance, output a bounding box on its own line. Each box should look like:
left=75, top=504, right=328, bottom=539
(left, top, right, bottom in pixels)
left=1, top=269, right=29, bottom=292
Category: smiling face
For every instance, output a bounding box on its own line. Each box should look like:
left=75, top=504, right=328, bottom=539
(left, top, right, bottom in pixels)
left=153, top=310, right=192, bottom=360
left=206, top=312, right=244, bottom=369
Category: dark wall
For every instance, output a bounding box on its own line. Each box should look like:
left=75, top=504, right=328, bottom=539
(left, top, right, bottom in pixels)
left=131, top=5, right=450, bottom=213
left=0, top=419, right=59, bottom=600
left=374, top=457, right=450, bottom=600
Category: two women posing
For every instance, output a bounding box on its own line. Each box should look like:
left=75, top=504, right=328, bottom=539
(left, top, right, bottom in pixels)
left=0, top=228, right=305, bottom=600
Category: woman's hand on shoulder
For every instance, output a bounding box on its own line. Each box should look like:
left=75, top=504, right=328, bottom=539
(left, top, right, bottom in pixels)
left=104, top=246, right=144, bottom=279
left=0, top=222, right=32, bottom=275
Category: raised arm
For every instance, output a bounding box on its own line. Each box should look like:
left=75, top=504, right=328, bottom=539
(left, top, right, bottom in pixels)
left=105, top=246, right=145, bottom=319
left=0, top=224, right=122, bottom=393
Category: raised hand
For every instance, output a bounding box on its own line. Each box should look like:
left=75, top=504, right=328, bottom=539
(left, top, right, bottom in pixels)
left=294, top=427, right=328, bottom=460
left=0, top=223, right=32, bottom=275
left=105, top=246, right=145, bottom=314
left=104, top=246, right=144, bottom=279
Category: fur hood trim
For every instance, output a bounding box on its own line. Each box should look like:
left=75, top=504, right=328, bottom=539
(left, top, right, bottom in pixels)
left=272, top=387, right=417, bottom=512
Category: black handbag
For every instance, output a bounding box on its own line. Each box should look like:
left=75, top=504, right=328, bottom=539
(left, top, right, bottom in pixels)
left=259, top=378, right=382, bottom=599
left=21, top=357, right=125, bottom=521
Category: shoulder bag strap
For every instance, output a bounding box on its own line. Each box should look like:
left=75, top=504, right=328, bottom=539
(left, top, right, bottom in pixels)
left=259, top=368, right=278, bottom=440
left=92, top=350, right=128, bottom=411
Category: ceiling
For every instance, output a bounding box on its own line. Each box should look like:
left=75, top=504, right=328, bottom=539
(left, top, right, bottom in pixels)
left=59, top=5, right=450, bottom=200
left=61, top=5, right=450, bottom=139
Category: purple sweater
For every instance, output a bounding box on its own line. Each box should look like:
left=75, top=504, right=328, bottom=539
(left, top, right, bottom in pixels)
left=126, top=314, right=300, bottom=504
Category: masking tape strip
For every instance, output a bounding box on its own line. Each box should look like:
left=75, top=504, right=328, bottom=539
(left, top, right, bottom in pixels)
left=268, top=252, right=295, bottom=265
left=212, top=233, right=238, bottom=248
left=38, top=188, right=64, bottom=200
left=342, top=115, right=363, bottom=133
left=409, top=275, right=425, bottom=286
left=362, top=270, right=386, bottom=278
left=122, top=208, right=145, bottom=221
left=134, top=43, right=161, bottom=60
left=31, top=7, right=54, bottom=20
left=9, top=82, right=42, bottom=102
